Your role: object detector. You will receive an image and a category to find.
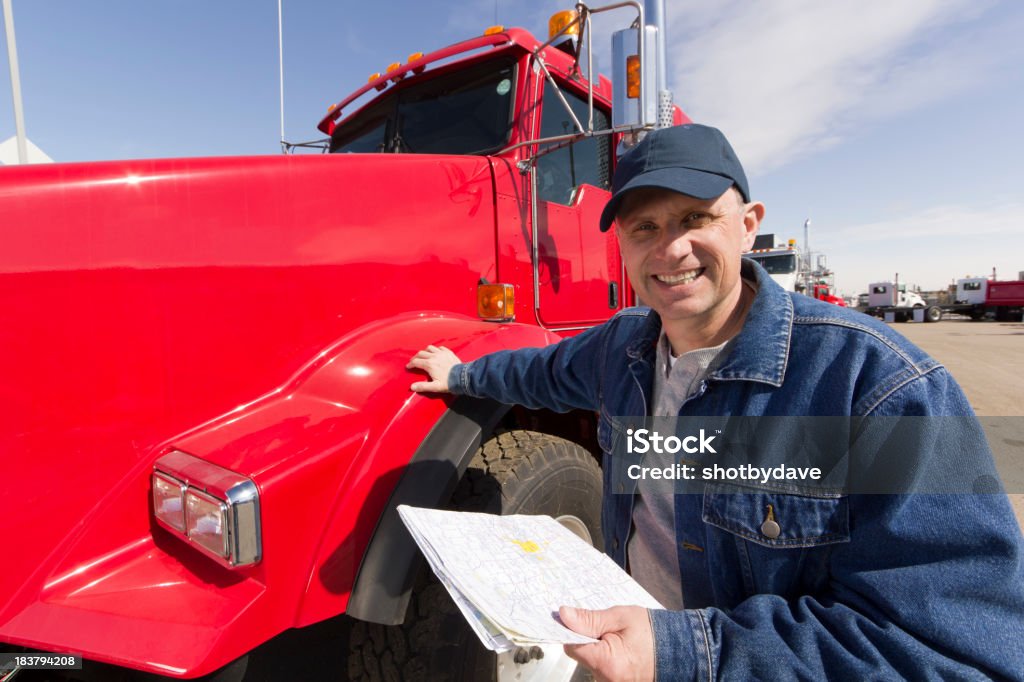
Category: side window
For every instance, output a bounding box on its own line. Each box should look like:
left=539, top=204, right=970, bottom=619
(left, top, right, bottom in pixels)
left=536, top=81, right=611, bottom=205
left=964, top=282, right=981, bottom=291
left=873, top=286, right=887, bottom=294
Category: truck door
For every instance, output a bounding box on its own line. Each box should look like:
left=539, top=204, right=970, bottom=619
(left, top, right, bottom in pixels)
left=532, top=80, right=623, bottom=330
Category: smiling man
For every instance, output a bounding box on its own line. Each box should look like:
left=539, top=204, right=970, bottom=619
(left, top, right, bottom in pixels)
left=408, top=125, right=1024, bottom=680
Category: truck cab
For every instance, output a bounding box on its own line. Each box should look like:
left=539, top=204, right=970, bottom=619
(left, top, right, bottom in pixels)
left=811, top=283, right=846, bottom=306
left=868, top=281, right=926, bottom=309
left=956, top=277, right=988, bottom=305
left=745, top=238, right=800, bottom=291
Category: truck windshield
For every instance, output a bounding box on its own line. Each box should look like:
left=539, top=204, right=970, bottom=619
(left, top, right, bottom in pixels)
left=749, top=253, right=797, bottom=275
left=330, top=59, right=515, bottom=156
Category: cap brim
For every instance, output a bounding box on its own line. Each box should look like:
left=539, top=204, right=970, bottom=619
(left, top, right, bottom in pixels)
left=599, top=167, right=736, bottom=232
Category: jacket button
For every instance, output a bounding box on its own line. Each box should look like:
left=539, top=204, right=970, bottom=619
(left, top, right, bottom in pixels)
left=761, top=518, right=781, bottom=539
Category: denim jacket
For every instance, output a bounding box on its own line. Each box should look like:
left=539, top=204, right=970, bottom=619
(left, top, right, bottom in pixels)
left=449, top=260, right=1024, bottom=680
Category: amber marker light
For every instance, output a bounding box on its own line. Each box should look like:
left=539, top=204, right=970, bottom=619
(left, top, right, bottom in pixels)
left=478, top=283, right=515, bottom=322
left=548, top=10, right=579, bottom=39
left=626, top=55, right=641, bottom=98
left=408, top=52, right=426, bottom=74
left=386, top=61, right=406, bottom=83
left=484, top=25, right=505, bottom=36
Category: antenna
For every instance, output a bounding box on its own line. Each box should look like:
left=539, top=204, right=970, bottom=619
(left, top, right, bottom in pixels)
left=3, top=0, right=28, bottom=164
left=278, top=0, right=286, bottom=151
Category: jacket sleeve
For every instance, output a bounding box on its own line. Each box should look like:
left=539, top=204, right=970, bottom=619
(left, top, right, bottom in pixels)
left=651, top=367, right=1024, bottom=680
left=446, top=319, right=619, bottom=413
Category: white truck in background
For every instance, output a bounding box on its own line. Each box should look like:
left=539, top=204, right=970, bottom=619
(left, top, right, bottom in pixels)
left=746, top=234, right=801, bottom=291
left=865, top=280, right=940, bottom=322
left=746, top=233, right=845, bottom=306
left=863, top=277, right=1024, bottom=323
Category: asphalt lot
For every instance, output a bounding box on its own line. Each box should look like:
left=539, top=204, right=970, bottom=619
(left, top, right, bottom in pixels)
left=882, top=317, right=1024, bottom=530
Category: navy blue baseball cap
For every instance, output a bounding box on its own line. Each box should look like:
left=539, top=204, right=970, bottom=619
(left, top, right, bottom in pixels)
left=599, top=124, right=750, bottom=231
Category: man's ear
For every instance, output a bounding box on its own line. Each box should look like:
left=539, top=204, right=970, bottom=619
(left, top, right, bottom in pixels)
left=741, top=202, right=766, bottom=251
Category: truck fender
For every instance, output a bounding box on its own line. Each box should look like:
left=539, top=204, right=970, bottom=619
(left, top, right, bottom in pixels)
left=345, top=396, right=508, bottom=625
left=286, top=312, right=562, bottom=627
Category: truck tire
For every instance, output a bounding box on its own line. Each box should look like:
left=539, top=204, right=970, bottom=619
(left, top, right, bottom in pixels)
left=348, top=431, right=602, bottom=682
left=926, top=306, right=942, bottom=323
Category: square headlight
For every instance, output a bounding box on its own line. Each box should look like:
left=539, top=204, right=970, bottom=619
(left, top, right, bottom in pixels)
left=185, top=488, right=229, bottom=560
left=152, top=472, right=186, bottom=532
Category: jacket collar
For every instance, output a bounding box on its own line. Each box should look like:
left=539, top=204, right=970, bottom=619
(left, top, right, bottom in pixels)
left=711, top=258, right=792, bottom=386
left=624, top=259, right=792, bottom=386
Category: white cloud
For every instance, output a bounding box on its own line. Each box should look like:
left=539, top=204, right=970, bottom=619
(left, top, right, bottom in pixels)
left=830, top=202, right=1024, bottom=242
left=664, top=0, right=1007, bottom=173
left=815, top=201, right=1024, bottom=292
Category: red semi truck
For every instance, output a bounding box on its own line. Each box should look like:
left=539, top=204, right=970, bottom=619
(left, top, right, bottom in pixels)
left=0, top=4, right=684, bottom=681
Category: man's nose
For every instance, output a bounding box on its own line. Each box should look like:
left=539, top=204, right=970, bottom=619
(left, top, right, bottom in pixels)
left=659, top=229, right=693, bottom=260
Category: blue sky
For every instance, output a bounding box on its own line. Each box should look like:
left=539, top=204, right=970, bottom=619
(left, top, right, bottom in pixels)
left=1, top=0, right=1022, bottom=294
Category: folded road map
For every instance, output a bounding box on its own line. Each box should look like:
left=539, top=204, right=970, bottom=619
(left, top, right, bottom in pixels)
left=397, top=505, right=664, bottom=652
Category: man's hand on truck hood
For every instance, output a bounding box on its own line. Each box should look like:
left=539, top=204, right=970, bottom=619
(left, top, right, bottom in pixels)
left=408, top=344, right=461, bottom=393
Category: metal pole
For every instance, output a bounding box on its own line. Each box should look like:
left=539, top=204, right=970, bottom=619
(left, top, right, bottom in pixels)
left=644, top=0, right=668, bottom=95
left=278, top=0, right=285, bottom=149
left=803, top=218, right=811, bottom=272
left=3, top=0, right=28, bottom=164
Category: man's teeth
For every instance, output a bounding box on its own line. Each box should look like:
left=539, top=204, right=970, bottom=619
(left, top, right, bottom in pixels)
left=656, top=270, right=701, bottom=284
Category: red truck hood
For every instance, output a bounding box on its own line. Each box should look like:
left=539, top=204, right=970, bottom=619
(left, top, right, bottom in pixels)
left=0, top=151, right=499, bottom=668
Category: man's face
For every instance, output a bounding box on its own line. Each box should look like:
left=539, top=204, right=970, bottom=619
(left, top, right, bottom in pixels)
left=615, top=187, right=762, bottom=328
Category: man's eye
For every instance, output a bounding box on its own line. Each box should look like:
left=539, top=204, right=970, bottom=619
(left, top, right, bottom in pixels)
left=683, top=213, right=712, bottom=228
left=629, top=222, right=657, bottom=234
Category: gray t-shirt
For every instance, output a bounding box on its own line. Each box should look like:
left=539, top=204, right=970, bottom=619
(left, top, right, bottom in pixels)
left=628, top=333, right=731, bottom=610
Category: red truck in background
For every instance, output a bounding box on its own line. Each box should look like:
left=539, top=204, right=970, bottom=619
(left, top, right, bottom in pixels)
left=811, top=283, right=846, bottom=307
left=0, top=3, right=684, bottom=681
left=950, top=276, right=1024, bottom=321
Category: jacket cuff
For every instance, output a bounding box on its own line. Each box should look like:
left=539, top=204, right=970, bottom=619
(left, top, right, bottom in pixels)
left=649, top=608, right=713, bottom=681
left=447, top=362, right=473, bottom=395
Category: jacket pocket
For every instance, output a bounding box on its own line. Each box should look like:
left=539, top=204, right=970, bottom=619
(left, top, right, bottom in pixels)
left=701, top=482, right=850, bottom=600
left=702, top=483, right=850, bottom=548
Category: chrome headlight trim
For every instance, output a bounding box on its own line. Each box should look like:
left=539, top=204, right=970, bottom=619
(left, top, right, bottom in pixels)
left=225, top=479, right=262, bottom=566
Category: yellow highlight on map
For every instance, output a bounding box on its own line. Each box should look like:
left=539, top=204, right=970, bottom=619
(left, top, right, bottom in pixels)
left=510, top=539, right=541, bottom=553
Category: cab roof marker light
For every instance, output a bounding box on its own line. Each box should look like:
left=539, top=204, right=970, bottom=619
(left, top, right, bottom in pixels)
left=386, top=61, right=406, bottom=84
left=408, top=52, right=426, bottom=75
left=548, top=10, right=579, bottom=40
left=483, top=25, right=504, bottom=36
